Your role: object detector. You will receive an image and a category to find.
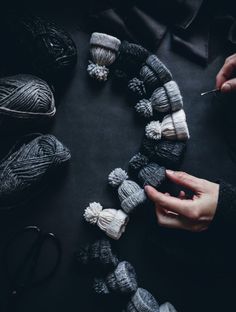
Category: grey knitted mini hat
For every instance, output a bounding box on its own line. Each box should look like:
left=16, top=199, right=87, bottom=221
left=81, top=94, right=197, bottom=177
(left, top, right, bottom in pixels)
left=87, top=32, right=121, bottom=81
left=125, top=288, right=160, bottom=312
left=141, top=138, right=186, bottom=169
left=145, top=109, right=190, bottom=141
left=108, top=168, right=146, bottom=214
left=75, top=239, right=119, bottom=272
left=159, top=302, right=177, bottom=312
left=135, top=81, right=183, bottom=118
left=93, top=261, right=138, bottom=295
left=84, top=202, right=129, bottom=240
left=129, top=153, right=166, bottom=188
left=140, top=55, right=172, bottom=94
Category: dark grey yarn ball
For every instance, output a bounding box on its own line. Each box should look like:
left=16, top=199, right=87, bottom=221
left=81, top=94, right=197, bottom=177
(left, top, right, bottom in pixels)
left=140, top=55, right=172, bottom=94
left=7, top=15, right=77, bottom=83
left=93, top=261, right=138, bottom=295
left=129, top=153, right=166, bottom=188
left=75, top=239, right=119, bottom=272
left=0, top=74, right=55, bottom=119
left=0, top=134, right=71, bottom=209
left=125, top=288, right=160, bottom=312
left=141, top=138, right=186, bottom=169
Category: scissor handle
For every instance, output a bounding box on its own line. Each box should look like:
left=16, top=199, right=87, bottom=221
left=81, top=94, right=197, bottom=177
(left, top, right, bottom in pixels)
left=4, top=225, right=62, bottom=294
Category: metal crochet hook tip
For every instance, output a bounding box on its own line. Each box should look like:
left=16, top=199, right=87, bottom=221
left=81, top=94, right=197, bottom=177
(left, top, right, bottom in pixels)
left=201, top=88, right=220, bottom=96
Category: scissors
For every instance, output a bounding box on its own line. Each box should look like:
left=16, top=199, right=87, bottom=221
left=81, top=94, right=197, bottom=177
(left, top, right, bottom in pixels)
left=3, top=225, right=61, bottom=311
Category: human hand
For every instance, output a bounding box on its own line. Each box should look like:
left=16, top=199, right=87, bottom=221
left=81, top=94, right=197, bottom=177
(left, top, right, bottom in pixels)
left=145, top=170, right=219, bottom=232
left=216, top=54, right=236, bottom=93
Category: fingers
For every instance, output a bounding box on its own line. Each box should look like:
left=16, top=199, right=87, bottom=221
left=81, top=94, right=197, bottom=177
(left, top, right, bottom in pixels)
left=178, top=190, right=186, bottom=199
left=216, top=56, right=236, bottom=89
left=145, top=185, right=197, bottom=218
left=221, top=78, right=236, bottom=93
left=166, top=170, right=204, bottom=193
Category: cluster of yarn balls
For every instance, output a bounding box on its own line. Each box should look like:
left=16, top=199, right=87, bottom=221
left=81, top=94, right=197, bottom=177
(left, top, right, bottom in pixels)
left=76, top=239, right=177, bottom=312
left=0, top=15, right=77, bottom=208
left=85, top=33, right=190, bottom=240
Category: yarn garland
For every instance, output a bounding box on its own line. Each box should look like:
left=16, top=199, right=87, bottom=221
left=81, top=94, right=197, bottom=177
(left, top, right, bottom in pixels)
left=0, top=74, right=55, bottom=119
left=0, top=134, right=71, bottom=209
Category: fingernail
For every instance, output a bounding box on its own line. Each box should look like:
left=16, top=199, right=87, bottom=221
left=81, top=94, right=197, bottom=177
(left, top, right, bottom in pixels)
left=144, top=185, right=150, bottom=192
left=166, top=169, right=174, bottom=175
left=222, top=83, right=231, bottom=93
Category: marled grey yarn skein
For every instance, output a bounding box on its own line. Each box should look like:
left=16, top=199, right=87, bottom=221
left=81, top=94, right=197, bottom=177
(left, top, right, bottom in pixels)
left=0, top=134, right=71, bottom=208
left=0, top=74, right=55, bottom=119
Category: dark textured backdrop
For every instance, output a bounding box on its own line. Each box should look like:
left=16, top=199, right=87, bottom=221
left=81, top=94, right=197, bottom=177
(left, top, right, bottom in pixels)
left=0, top=6, right=236, bottom=312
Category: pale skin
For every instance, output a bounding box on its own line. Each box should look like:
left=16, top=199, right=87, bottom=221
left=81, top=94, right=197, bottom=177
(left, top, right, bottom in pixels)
left=145, top=54, right=236, bottom=231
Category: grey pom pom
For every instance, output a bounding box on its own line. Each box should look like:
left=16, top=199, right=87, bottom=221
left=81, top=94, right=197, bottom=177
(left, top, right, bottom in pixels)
left=108, top=168, right=129, bottom=187
left=159, top=302, right=177, bottom=312
left=125, top=288, right=160, bottom=312
left=94, top=277, right=110, bottom=294
left=87, top=62, right=109, bottom=81
left=145, top=121, right=162, bottom=140
left=135, top=100, right=153, bottom=118
left=128, top=78, right=147, bottom=101
left=129, top=153, right=149, bottom=171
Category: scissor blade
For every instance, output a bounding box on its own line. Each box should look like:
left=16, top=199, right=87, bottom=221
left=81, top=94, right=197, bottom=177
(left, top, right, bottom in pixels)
left=201, top=88, right=220, bottom=96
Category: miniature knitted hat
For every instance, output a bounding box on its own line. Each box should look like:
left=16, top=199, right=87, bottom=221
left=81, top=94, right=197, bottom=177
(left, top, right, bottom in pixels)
left=93, top=261, right=138, bottom=295
left=115, top=41, right=150, bottom=80
left=135, top=81, right=183, bottom=118
left=125, top=288, right=160, bottom=312
left=108, top=168, right=146, bottom=214
left=129, top=153, right=166, bottom=188
left=128, top=78, right=147, bottom=101
left=87, top=32, right=121, bottom=81
left=145, top=110, right=190, bottom=141
left=140, top=55, right=172, bottom=94
left=84, top=202, right=129, bottom=240
left=75, top=239, right=119, bottom=272
left=141, top=138, right=186, bottom=169
left=159, top=302, right=177, bottom=312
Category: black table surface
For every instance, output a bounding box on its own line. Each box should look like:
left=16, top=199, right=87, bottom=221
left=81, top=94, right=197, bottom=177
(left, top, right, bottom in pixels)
left=0, top=11, right=236, bottom=312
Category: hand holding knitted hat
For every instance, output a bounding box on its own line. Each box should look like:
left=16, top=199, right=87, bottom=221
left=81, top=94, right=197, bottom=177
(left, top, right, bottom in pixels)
left=145, top=110, right=190, bottom=141
left=125, top=288, right=160, bottom=312
left=108, top=168, right=146, bottom=214
left=129, top=153, right=166, bottom=188
left=140, top=55, right=172, bottom=94
left=87, top=32, right=121, bottom=81
left=135, top=81, right=183, bottom=118
left=93, top=261, right=138, bottom=295
left=84, top=202, right=129, bottom=240
left=75, top=239, right=119, bottom=273
left=141, top=138, right=186, bottom=169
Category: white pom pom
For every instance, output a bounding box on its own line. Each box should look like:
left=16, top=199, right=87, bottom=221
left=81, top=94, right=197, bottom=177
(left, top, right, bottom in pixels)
left=84, top=202, right=103, bottom=224
left=108, top=168, right=128, bottom=187
left=87, top=62, right=109, bottom=81
left=145, top=121, right=162, bottom=140
left=135, top=99, right=153, bottom=118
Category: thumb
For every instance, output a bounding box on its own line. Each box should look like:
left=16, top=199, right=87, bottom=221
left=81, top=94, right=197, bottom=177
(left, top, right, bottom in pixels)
left=166, top=170, right=204, bottom=193
left=221, top=78, right=236, bottom=93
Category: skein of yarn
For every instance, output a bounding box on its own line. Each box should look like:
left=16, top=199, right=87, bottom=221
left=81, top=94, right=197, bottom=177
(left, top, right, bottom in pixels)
left=87, top=32, right=121, bottom=81
left=0, top=134, right=71, bottom=209
left=135, top=81, right=183, bottom=118
left=141, top=138, right=186, bottom=169
left=129, top=153, right=166, bottom=188
left=7, top=15, right=77, bottom=83
left=145, top=110, right=190, bottom=141
left=84, top=202, right=129, bottom=240
left=140, top=55, right=172, bottom=94
left=0, top=74, right=55, bottom=120
left=125, top=288, right=160, bottom=312
left=75, top=239, right=119, bottom=273
left=93, top=261, right=138, bottom=295
left=108, top=168, right=146, bottom=214
left=115, top=41, right=150, bottom=80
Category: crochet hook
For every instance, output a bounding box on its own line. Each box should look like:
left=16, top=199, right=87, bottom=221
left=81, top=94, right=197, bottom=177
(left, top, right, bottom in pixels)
left=201, top=88, right=220, bottom=96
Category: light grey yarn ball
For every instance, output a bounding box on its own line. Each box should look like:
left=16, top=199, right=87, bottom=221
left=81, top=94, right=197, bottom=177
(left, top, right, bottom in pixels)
left=88, top=32, right=121, bottom=81
left=135, top=81, right=183, bottom=118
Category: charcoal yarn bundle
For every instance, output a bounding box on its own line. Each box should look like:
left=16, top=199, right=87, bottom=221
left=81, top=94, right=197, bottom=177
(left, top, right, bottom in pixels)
left=0, top=74, right=55, bottom=120
left=0, top=134, right=71, bottom=209
left=7, top=15, right=77, bottom=83
left=77, top=239, right=177, bottom=312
